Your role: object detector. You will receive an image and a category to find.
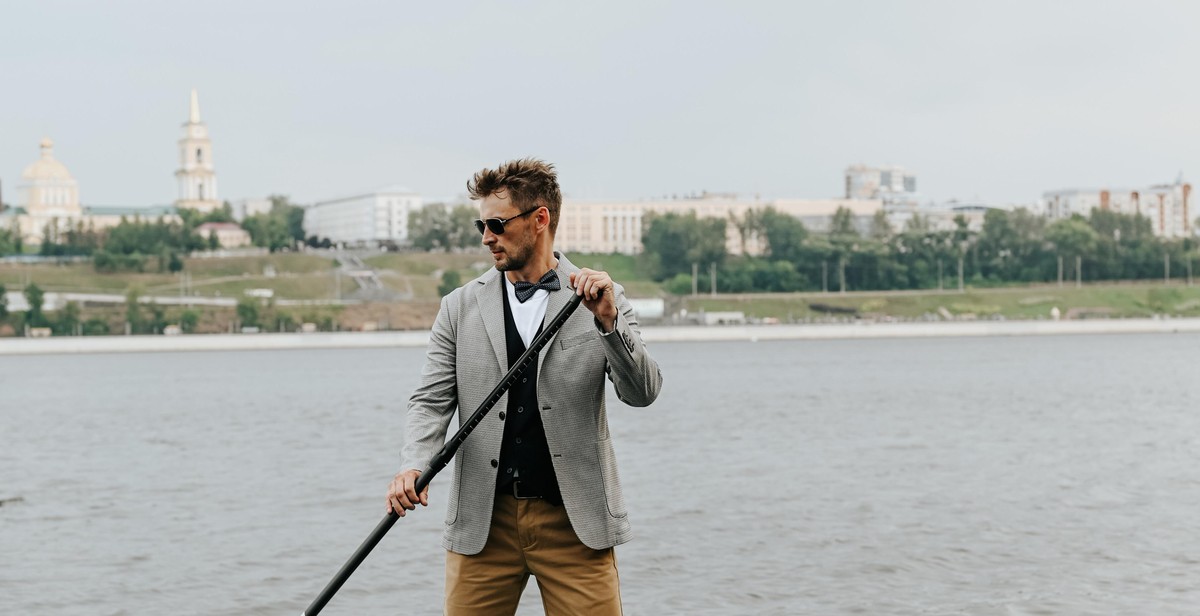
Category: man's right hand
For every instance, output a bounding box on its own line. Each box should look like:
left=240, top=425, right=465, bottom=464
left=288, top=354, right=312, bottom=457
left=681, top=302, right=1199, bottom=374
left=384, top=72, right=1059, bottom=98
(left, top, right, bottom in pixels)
left=387, top=469, right=429, bottom=516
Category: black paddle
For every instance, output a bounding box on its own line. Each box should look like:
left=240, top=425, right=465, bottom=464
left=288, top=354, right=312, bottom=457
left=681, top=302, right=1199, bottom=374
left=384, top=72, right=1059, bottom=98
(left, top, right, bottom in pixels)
left=302, top=290, right=589, bottom=615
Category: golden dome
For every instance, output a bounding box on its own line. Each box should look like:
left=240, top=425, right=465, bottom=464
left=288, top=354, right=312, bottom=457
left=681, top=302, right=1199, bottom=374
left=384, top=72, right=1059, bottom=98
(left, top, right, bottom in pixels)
left=21, top=138, right=75, bottom=182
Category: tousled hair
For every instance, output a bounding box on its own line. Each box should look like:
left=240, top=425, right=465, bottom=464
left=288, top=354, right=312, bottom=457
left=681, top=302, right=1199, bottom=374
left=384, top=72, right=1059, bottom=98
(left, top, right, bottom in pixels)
left=467, top=158, right=562, bottom=235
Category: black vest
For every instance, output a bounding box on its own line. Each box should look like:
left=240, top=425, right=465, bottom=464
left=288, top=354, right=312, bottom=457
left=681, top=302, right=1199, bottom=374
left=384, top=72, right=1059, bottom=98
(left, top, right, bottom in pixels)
left=495, top=280, right=562, bottom=504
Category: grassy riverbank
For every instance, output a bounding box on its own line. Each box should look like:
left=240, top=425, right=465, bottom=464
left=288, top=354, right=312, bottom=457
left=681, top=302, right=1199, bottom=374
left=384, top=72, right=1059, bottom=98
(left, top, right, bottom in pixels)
left=4, top=253, right=1200, bottom=330
left=678, top=282, right=1200, bottom=321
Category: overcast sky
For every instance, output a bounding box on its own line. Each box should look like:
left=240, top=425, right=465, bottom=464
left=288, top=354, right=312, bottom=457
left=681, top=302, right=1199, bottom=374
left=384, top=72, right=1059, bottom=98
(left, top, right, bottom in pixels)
left=2, top=1, right=1197, bottom=207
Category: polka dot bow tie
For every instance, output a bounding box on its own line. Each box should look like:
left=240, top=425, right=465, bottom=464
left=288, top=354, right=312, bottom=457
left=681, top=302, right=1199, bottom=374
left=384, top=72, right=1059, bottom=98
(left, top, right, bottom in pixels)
left=513, top=270, right=561, bottom=303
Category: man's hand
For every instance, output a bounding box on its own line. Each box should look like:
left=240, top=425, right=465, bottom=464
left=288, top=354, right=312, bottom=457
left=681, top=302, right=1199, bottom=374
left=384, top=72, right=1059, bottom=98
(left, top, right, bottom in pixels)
left=387, top=469, right=429, bottom=516
left=570, top=269, right=618, bottom=332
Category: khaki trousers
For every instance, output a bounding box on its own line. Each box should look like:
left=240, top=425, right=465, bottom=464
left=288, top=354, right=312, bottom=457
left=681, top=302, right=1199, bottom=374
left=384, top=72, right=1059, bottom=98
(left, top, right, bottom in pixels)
left=445, top=494, right=622, bottom=616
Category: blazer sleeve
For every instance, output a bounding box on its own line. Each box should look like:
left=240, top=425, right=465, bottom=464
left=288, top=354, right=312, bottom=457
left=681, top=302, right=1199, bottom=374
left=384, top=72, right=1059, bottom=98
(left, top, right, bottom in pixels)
left=595, top=282, right=663, bottom=407
left=400, top=292, right=460, bottom=471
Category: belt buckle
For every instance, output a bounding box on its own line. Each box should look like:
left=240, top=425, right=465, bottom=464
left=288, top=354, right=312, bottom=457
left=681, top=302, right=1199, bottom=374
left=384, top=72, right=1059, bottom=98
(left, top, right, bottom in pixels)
left=512, top=481, right=538, bottom=500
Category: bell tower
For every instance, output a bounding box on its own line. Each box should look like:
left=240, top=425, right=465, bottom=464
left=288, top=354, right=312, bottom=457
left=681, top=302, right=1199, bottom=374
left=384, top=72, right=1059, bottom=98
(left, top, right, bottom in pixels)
left=174, top=89, right=220, bottom=212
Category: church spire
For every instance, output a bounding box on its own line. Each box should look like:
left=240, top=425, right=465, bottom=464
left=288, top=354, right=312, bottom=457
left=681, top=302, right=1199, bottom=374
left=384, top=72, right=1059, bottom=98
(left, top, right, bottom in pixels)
left=176, top=89, right=218, bottom=213
left=189, top=88, right=201, bottom=124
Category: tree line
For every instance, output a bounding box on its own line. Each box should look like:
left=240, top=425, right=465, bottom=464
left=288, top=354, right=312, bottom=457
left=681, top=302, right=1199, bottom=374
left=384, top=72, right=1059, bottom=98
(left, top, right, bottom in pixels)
left=5, top=196, right=311, bottom=270
left=0, top=281, right=341, bottom=336
left=641, top=207, right=1199, bottom=294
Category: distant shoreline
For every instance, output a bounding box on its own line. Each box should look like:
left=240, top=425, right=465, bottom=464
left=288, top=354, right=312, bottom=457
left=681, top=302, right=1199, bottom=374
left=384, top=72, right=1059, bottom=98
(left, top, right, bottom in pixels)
left=3, top=318, right=1200, bottom=355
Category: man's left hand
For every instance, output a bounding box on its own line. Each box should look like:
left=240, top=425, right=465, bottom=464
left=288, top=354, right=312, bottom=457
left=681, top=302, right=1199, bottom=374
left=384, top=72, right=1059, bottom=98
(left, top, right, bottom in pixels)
left=570, top=269, right=618, bottom=332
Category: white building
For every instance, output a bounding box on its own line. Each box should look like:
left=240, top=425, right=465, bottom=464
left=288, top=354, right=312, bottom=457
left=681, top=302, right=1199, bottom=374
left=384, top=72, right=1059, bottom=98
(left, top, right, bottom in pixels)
left=175, top=89, right=221, bottom=213
left=196, top=222, right=252, bottom=248
left=555, top=193, right=883, bottom=256
left=1042, top=178, right=1193, bottom=237
left=231, top=197, right=272, bottom=222
left=302, top=186, right=422, bottom=245
left=771, top=198, right=883, bottom=236
left=892, top=202, right=1003, bottom=233
left=845, top=164, right=919, bottom=210
left=0, top=138, right=179, bottom=244
left=18, top=138, right=81, bottom=220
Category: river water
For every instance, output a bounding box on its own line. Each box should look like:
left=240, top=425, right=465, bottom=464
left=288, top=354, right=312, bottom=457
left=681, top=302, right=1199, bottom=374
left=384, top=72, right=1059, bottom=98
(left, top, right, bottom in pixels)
left=3, top=334, right=1200, bottom=615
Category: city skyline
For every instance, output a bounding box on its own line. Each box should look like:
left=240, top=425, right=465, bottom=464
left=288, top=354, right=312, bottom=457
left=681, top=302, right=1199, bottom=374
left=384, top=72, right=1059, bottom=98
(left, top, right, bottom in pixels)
left=1, top=1, right=1198, bottom=207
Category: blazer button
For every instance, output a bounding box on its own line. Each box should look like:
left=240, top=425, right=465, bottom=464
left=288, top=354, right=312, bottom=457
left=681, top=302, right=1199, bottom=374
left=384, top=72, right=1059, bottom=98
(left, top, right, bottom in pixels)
left=498, top=411, right=506, bottom=420
left=490, top=459, right=498, bottom=468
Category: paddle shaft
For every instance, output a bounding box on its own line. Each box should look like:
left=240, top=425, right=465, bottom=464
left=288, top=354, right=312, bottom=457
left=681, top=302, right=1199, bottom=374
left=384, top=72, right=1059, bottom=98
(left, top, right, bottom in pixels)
left=303, top=290, right=589, bottom=615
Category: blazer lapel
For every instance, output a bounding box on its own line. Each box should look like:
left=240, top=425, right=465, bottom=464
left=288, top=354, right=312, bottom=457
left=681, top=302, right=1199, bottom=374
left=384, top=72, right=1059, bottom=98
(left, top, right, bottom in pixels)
left=537, top=253, right=580, bottom=375
left=476, top=269, right=508, bottom=370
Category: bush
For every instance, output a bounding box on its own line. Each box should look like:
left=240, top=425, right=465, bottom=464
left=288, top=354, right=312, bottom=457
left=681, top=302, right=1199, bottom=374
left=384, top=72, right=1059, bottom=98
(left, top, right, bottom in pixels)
left=94, top=250, right=148, bottom=273
left=664, top=273, right=693, bottom=295
left=179, top=309, right=200, bottom=334
left=82, top=318, right=110, bottom=336
left=236, top=298, right=260, bottom=329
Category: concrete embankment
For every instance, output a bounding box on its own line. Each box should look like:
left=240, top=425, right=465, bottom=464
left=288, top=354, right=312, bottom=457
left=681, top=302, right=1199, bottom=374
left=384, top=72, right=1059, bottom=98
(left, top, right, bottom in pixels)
left=3, top=318, right=1200, bottom=355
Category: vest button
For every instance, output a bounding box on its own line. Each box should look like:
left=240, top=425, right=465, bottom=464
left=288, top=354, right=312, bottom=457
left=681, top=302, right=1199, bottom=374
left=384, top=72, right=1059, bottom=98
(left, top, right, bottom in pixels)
left=499, top=411, right=506, bottom=420
left=490, top=459, right=498, bottom=468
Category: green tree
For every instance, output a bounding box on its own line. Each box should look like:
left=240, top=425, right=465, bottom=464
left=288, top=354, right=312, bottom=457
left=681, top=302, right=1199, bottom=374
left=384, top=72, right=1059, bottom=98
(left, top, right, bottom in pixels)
left=757, top=208, right=808, bottom=264
left=830, top=206, right=860, bottom=238
left=640, top=212, right=727, bottom=281
left=56, top=301, right=82, bottom=335
left=276, top=195, right=307, bottom=244
left=95, top=216, right=202, bottom=270
left=827, top=207, right=861, bottom=292
left=39, top=219, right=103, bottom=257
left=2, top=220, right=25, bottom=255
left=0, top=226, right=20, bottom=255
left=236, top=298, right=260, bottom=329
left=869, top=210, right=894, bottom=241
left=24, top=283, right=47, bottom=328
left=82, top=317, right=110, bottom=336
left=438, top=270, right=462, bottom=297
left=409, top=203, right=453, bottom=250
left=450, top=204, right=481, bottom=249
left=179, top=309, right=200, bottom=334
left=147, top=303, right=168, bottom=334
left=125, top=287, right=143, bottom=333
left=177, top=203, right=235, bottom=229
left=977, top=208, right=1050, bottom=282
left=0, top=283, right=8, bottom=323
left=39, top=224, right=57, bottom=256
left=730, top=209, right=759, bottom=255
left=242, top=197, right=302, bottom=252
left=1046, top=217, right=1100, bottom=281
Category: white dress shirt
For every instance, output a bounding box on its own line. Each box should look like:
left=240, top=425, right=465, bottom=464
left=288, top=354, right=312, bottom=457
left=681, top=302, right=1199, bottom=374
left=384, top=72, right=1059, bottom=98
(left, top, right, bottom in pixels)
left=504, top=276, right=550, bottom=348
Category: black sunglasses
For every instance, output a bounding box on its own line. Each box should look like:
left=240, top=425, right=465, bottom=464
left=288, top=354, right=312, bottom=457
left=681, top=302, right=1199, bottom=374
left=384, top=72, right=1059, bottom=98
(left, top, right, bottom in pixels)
left=474, top=208, right=538, bottom=235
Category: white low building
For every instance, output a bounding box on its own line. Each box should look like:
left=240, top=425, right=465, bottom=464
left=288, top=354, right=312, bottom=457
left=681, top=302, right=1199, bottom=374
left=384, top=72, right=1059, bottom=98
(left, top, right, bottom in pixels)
left=303, top=186, right=422, bottom=245
left=196, top=222, right=252, bottom=248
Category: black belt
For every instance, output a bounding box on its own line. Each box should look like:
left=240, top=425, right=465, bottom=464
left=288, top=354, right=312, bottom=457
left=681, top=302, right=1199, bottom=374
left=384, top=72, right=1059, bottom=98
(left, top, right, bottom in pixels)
left=499, top=480, right=562, bottom=505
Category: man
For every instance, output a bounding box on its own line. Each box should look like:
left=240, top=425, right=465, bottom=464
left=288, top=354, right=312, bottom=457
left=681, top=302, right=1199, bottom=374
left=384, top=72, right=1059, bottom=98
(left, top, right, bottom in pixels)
left=387, top=158, right=663, bottom=615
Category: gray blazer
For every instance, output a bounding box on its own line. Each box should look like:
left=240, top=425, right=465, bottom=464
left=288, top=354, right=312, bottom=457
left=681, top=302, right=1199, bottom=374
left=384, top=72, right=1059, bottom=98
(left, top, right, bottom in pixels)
left=400, top=253, right=663, bottom=555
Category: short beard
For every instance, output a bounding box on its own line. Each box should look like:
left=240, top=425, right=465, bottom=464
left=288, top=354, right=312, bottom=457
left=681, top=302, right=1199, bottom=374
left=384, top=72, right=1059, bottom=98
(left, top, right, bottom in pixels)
left=496, top=238, right=533, bottom=272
